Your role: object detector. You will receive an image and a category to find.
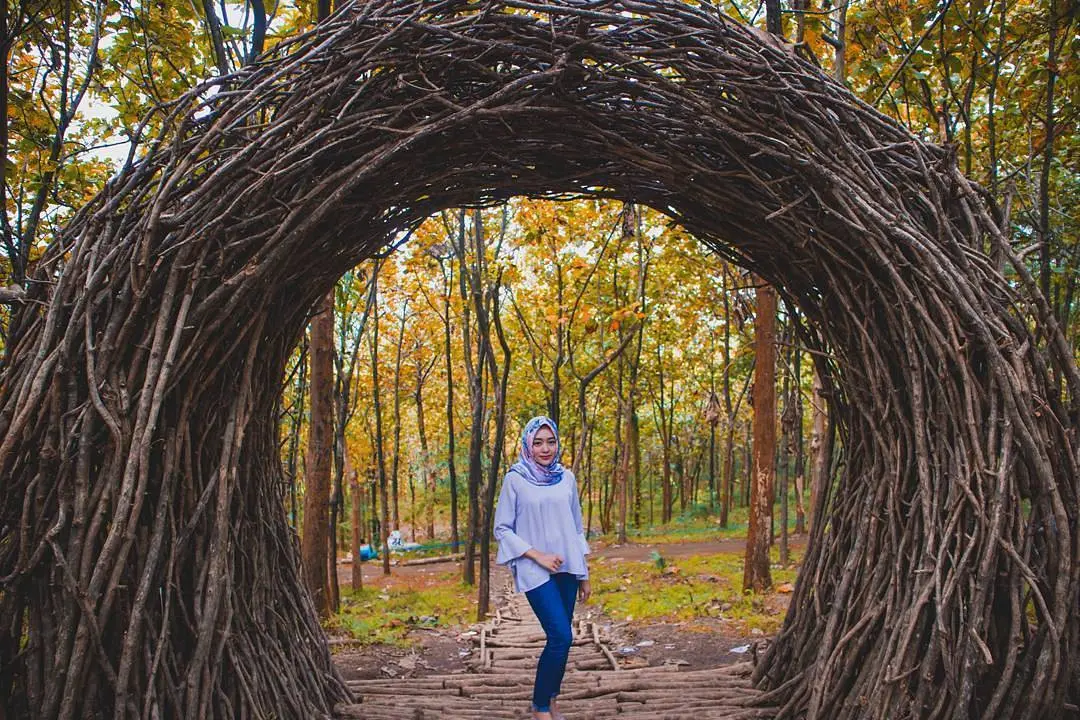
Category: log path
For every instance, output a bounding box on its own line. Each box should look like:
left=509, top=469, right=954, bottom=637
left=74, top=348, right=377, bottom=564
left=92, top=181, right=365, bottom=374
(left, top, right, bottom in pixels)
left=335, top=569, right=770, bottom=719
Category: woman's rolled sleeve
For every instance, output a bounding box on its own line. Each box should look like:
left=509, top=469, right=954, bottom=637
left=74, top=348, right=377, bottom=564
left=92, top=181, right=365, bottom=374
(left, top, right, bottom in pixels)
left=494, top=474, right=532, bottom=564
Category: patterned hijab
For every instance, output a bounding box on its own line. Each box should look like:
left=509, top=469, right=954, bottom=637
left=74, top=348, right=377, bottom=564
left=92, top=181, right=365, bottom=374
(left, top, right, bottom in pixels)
left=511, top=416, right=565, bottom=486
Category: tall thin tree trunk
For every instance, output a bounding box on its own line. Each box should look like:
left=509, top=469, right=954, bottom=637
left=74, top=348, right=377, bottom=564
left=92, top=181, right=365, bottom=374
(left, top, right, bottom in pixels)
left=779, top=336, right=792, bottom=567
left=793, top=344, right=806, bottom=535
left=742, top=420, right=752, bottom=507
left=615, top=371, right=628, bottom=543
left=1038, top=0, right=1058, bottom=313
left=744, top=282, right=776, bottom=593
left=390, top=304, right=408, bottom=530
left=408, top=469, right=417, bottom=542
left=720, top=267, right=735, bottom=526
left=415, top=358, right=436, bottom=540
left=286, top=340, right=308, bottom=527
left=630, top=405, right=641, bottom=528
left=809, top=367, right=832, bottom=538
left=301, top=293, right=334, bottom=617
left=351, top=468, right=363, bottom=591
left=332, top=270, right=375, bottom=601
left=199, top=0, right=230, bottom=75
left=833, top=1, right=849, bottom=82
left=370, top=270, right=391, bottom=576
left=765, top=0, right=782, bottom=35
left=709, top=397, right=718, bottom=515
left=656, top=348, right=673, bottom=524
left=1, top=1, right=11, bottom=290
left=440, top=258, right=461, bottom=551
left=459, top=209, right=484, bottom=586
left=586, top=426, right=595, bottom=536
left=478, top=280, right=511, bottom=620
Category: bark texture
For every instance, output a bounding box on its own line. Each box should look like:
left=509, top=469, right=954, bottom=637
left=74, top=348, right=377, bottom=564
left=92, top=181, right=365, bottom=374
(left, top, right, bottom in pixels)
left=301, top=292, right=335, bottom=617
left=744, top=282, right=776, bottom=593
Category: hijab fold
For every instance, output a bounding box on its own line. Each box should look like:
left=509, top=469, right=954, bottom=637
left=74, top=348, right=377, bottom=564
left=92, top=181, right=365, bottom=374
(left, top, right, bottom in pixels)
left=511, top=416, right=564, bottom=486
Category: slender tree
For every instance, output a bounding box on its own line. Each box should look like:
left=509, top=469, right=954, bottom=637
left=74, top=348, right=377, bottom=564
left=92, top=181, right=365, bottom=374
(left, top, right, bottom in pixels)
left=300, top=294, right=334, bottom=617
left=389, top=300, right=410, bottom=529
left=426, top=242, right=462, bottom=551
left=369, top=264, right=392, bottom=575
left=350, top=464, right=363, bottom=591
left=413, top=345, right=438, bottom=539
left=744, top=281, right=777, bottom=592
left=329, top=268, right=375, bottom=609
left=457, top=209, right=483, bottom=586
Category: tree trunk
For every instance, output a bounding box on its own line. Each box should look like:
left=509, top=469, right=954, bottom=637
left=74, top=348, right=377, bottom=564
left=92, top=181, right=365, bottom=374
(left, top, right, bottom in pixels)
left=720, top=265, right=735, bottom=526
left=351, top=470, right=363, bottom=591
left=833, top=0, right=849, bottom=82
left=655, top=348, right=674, bottom=523
left=301, top=292, right=334, bottom=618
left=586, top=426, right=595, bottom=536
left=370, top=268, right=392, bottom=576
left=744, top=282, right=776, bottom=593
left=439, top=256, right=461, bottom=552
left=285, top=339, right=309, bottom=528
left=415, top=357, right=436, bottom=540
left=477, top=279, right=511, bottom=621
left=390, top=304, right=408, bottom=531
left=709, top=417, right=718, bottom=514
left=1038, top=0, right=1058, bottom=314
left=332, top=269, right=375, bottom=602
left=199, top=0, right=231, bottom=75
left=1, top=0, right=11, bottom=293
left=779, top=334, right=793, bottom=567
left=628, top=210, right=646, bottom=530
left=765, top=0, right=782, bottom=36
left=742, top=420, right=752, bottom=508
left=808, top=366, right=833, bottom=539
left=615, top=368, right=629, bottom=543
left=408, top=469, right=417, bottom=542
left=630, top=403, right=642, bottom=528
left=459, top=209, right=484, bottom=586
left=792, top=344, right=806, bottom=535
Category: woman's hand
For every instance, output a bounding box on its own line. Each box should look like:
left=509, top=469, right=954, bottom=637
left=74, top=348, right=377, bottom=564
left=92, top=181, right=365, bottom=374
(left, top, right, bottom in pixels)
left=578, top=579, right=591, bottom=603
left=526, top=549, right=564, bottom=573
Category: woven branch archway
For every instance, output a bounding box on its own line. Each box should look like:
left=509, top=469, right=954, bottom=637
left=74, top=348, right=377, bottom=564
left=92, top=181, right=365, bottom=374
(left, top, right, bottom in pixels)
left=1, top=0, right=1077, bottom=718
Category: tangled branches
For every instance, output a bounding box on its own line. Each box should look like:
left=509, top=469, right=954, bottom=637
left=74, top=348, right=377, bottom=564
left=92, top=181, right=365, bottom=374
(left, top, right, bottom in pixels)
left=0, top=0, right=1076, bottom=718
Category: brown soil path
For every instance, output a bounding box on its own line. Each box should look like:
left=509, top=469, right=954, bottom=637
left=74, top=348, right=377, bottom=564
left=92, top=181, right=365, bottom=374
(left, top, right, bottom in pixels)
left=334, top=568, right=773, bottom=719
left=330, top=535, right=807, bottom=685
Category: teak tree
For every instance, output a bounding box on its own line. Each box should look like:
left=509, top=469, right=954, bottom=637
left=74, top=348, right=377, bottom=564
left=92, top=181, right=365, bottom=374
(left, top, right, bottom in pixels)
left=744, top=280, right=777, bottom=593
left=0, top=2, right=1075, bottom=719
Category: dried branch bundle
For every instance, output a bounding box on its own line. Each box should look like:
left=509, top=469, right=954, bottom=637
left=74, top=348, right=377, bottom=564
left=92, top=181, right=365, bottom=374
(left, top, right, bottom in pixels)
left=0, top=0, right=1076, bottom=718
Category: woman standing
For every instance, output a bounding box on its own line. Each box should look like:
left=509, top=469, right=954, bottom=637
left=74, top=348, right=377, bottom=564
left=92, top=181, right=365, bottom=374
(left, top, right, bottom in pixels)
left=494, top=416, right=591, bottom=720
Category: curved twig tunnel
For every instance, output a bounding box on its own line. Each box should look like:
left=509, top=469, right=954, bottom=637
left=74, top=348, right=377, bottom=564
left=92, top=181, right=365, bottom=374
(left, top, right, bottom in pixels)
left=1, top=1, right=1077, bottom=718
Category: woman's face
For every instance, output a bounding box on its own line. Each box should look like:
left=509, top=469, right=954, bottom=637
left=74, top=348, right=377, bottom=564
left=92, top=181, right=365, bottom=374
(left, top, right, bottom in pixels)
left=531, top=426, right=558, bottom=466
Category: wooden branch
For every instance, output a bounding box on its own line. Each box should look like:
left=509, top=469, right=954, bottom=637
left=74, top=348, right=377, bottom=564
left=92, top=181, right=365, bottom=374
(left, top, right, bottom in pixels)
left=0, top=285, right=25, bottom=304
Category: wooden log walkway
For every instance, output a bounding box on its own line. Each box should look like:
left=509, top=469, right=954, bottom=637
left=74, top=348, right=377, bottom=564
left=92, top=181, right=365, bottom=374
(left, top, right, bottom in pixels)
left=335, top=571, right=770, bottom=719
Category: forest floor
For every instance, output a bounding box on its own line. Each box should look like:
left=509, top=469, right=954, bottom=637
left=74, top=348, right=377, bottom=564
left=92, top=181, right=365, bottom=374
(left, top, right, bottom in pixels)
left=329, top=534, right=807, bottom=683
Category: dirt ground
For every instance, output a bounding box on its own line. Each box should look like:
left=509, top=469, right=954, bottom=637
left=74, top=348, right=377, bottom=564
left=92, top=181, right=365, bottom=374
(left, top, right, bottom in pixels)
left=330, top=536, right=804, bottom=681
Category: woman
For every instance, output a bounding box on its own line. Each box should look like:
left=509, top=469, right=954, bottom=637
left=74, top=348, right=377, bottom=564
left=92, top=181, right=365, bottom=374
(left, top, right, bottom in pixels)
left=494, top=416, right=591, bottom=720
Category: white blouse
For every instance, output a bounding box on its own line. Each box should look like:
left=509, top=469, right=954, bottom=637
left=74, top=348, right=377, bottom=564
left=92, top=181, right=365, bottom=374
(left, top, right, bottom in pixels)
left=493, top=468, right=590, bottom=593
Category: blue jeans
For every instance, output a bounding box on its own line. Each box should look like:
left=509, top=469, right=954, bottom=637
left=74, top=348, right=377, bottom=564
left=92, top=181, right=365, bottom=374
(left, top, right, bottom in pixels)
left=524, top=573, right=579, bottom=713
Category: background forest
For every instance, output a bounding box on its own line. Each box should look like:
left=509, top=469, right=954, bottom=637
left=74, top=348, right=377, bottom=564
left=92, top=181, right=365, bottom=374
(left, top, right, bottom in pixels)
left=2, top=0, right=1076, bottom=616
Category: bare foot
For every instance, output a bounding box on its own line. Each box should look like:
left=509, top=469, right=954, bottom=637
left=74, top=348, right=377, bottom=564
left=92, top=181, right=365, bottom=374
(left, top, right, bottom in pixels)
left=531, top=712, right=554, bottom=720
